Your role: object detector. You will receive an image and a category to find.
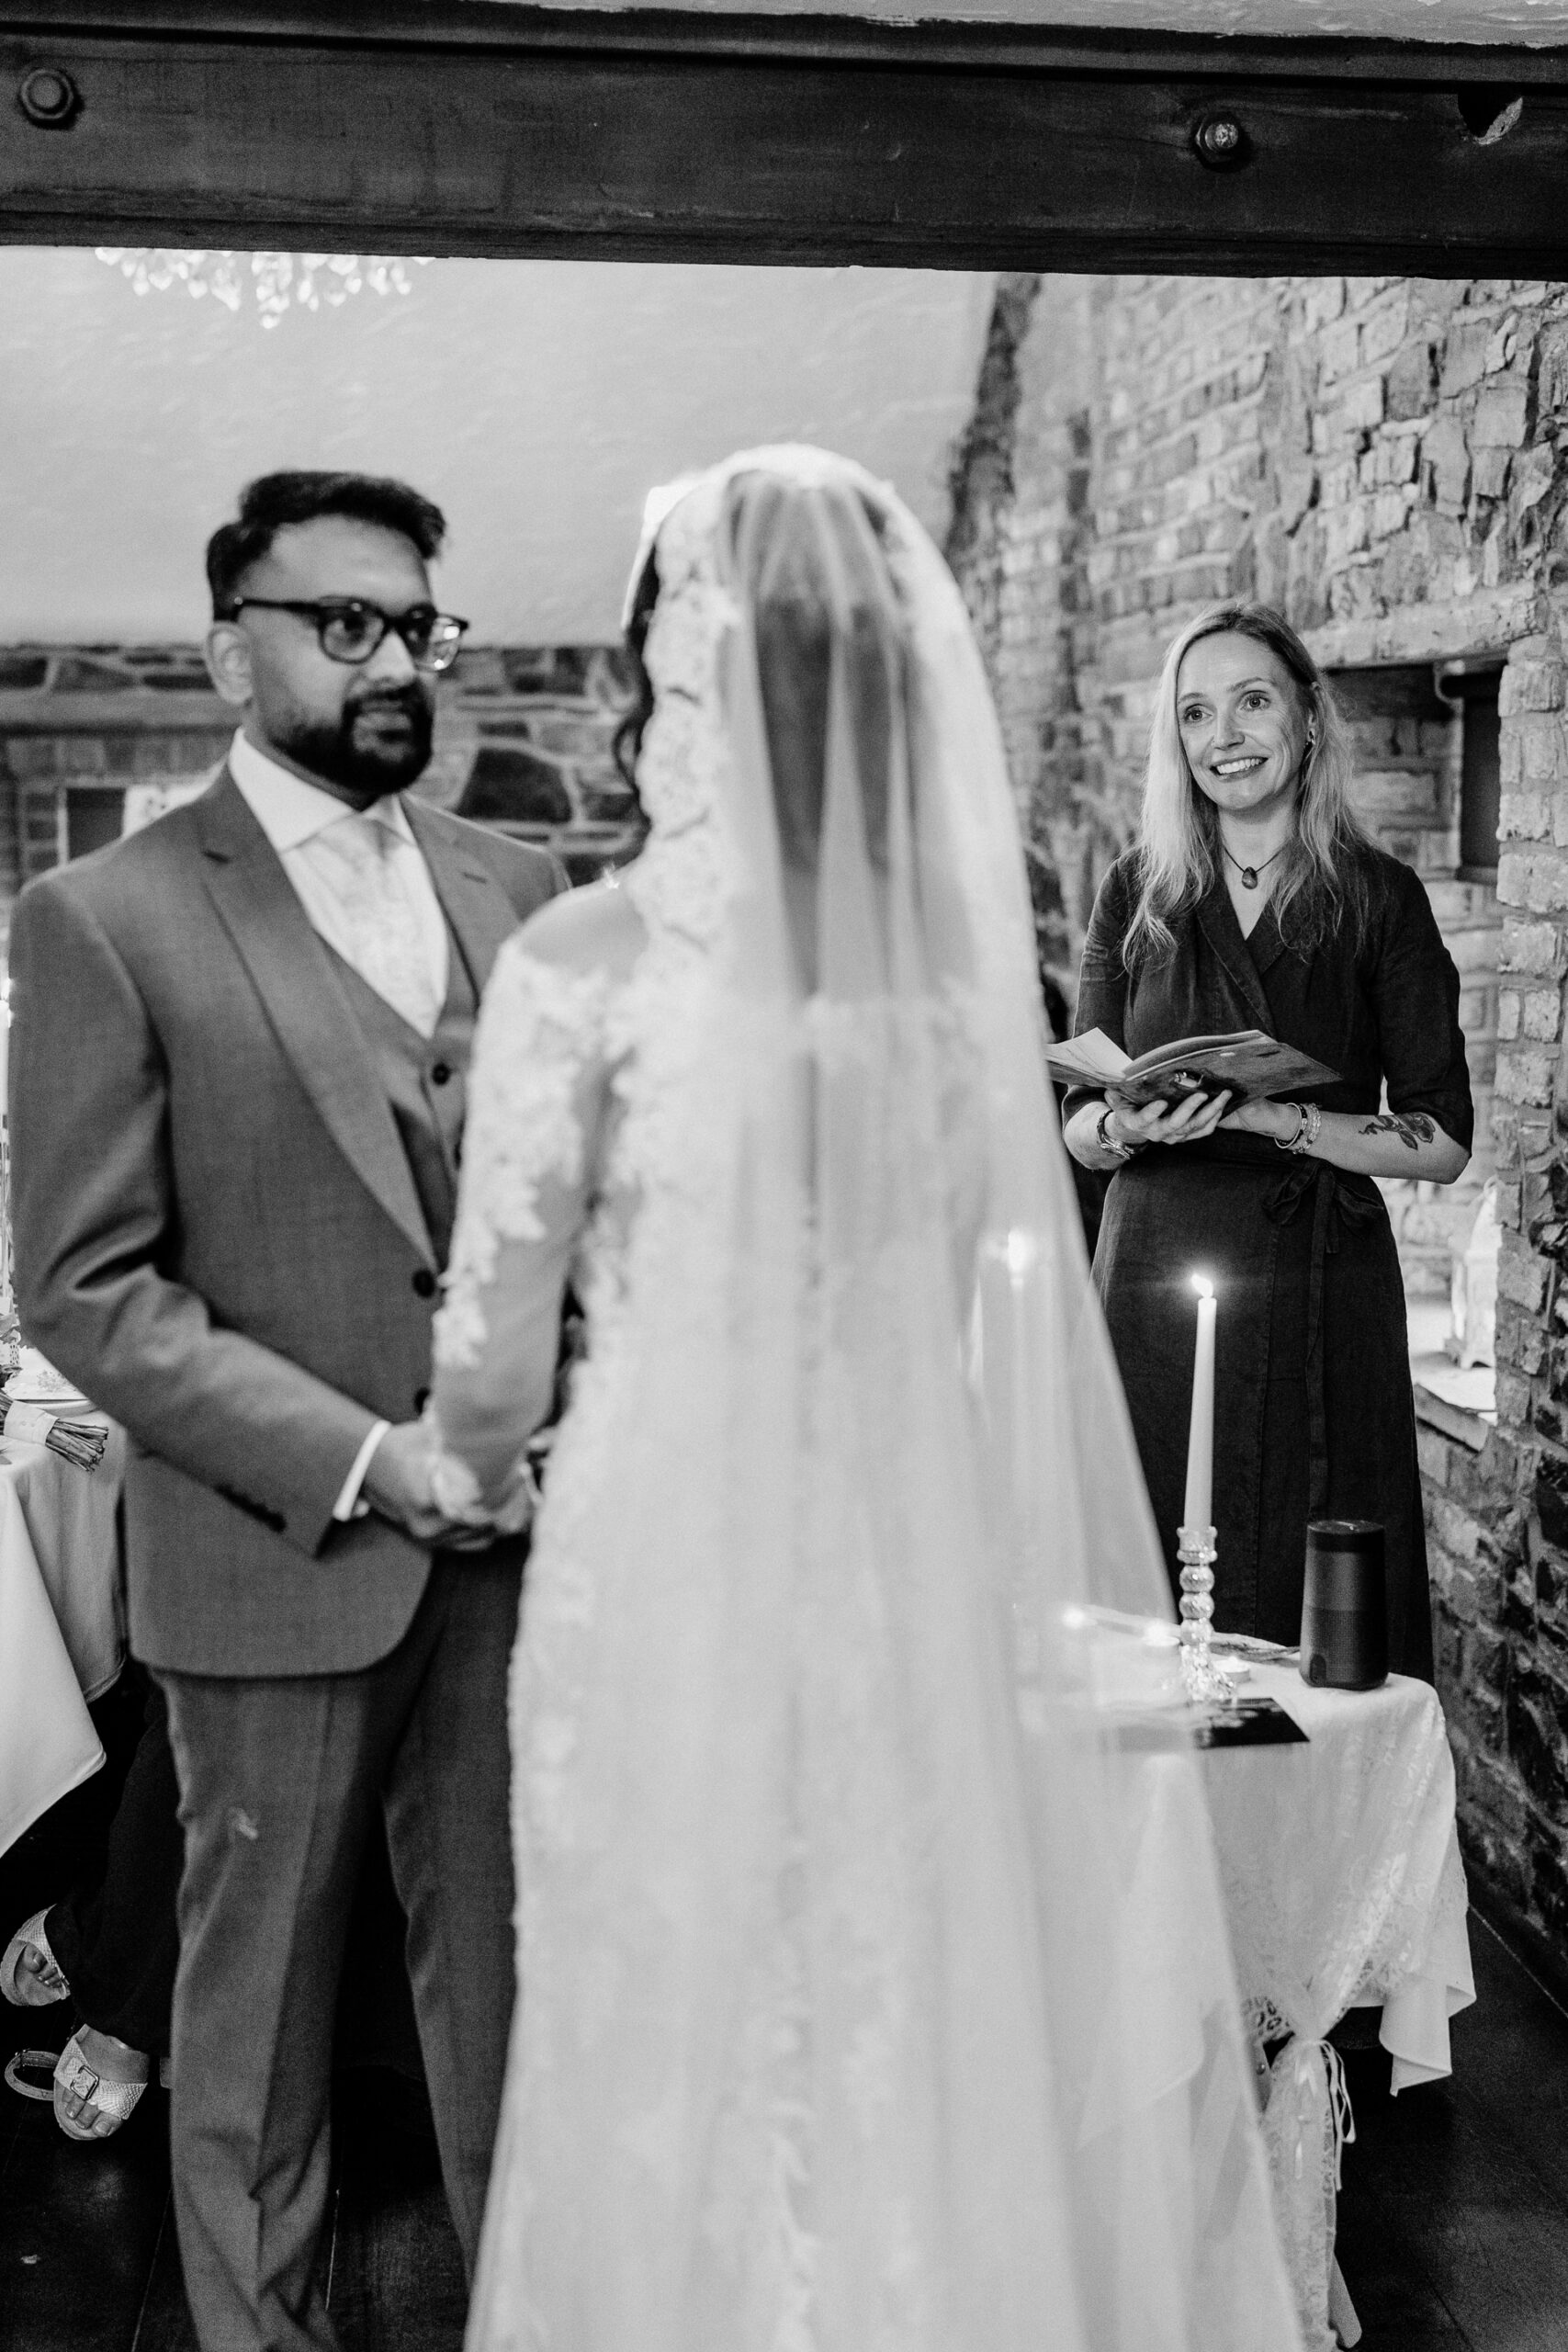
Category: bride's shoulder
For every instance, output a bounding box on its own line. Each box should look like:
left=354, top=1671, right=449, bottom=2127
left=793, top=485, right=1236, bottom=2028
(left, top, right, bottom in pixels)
left=502, top=873, right=648, bottom=990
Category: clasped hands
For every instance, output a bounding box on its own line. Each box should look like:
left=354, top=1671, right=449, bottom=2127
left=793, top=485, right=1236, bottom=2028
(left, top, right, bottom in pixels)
left=1100, top=1086, right=1299, bottom=1154
left=361, top=1418, right=536, bottom=1552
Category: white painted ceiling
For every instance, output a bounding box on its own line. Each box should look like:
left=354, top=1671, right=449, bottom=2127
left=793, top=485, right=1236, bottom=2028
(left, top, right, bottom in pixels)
left=0, top=250, right=993, bottom=645
left=507, top=0, right=1568, bottom=41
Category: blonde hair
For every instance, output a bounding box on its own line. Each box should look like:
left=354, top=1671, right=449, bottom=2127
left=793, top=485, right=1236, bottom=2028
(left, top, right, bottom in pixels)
left=1125, top=602, right=1371, bottom=966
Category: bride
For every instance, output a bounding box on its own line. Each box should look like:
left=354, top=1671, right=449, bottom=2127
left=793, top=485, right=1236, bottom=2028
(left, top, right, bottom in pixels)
left=429, top=447, right=1302, bottom=2352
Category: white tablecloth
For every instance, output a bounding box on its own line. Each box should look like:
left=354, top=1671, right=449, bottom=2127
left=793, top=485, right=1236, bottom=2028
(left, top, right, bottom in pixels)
left=0, top=1425, right=125, bottom=1859
left=1202, top=1664, right=1475, bottom=2351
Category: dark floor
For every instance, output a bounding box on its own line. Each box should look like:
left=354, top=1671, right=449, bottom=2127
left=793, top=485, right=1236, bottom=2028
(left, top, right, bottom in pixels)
left=1332, top=1913, right=1568, bottom=2351
left=1, top=1910, right=1566, bottom=2347
left=0, top=2015, right=467, bottom=2352
left=0, top=1682, right=466, bottom=2352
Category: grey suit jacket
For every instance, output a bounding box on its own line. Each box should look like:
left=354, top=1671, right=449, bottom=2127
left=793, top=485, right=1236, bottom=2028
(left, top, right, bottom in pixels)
left=8, top=768, right=564, bottom=1678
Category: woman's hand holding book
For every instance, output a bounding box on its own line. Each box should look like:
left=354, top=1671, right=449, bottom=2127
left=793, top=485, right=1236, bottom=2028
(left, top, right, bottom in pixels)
left=1101, top=1086, right=1234, bottom=1156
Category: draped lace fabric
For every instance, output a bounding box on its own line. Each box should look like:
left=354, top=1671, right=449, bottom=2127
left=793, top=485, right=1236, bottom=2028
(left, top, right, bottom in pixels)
left=437, top=449, right=1303, bottom=2352
left=1207, top=1671, right=1475, bottom=2351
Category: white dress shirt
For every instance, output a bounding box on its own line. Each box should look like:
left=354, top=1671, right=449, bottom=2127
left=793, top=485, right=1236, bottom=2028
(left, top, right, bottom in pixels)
left=228, top=730, right=449, bottom=1032
left=228, top=729, right=450, bottom=1519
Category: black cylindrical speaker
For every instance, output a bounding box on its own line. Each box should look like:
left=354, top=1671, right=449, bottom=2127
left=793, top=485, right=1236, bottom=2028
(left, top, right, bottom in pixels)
left=1300, top=1519, right=1388, bottom=1691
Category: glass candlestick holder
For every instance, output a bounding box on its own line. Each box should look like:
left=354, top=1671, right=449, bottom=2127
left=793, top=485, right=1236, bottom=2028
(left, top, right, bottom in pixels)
left=1177, top=1523, right=1234, bottom=1706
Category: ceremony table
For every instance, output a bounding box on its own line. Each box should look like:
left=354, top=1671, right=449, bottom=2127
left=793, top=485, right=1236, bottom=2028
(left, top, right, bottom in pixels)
left=0, top=1423, right=125, bottom=1859
left=1201, top=1662, right=1474, bottom=2352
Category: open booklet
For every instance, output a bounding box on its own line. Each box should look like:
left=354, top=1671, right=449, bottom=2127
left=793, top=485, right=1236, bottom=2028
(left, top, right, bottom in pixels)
left=1045, top=1025, right=1339, bottom=1109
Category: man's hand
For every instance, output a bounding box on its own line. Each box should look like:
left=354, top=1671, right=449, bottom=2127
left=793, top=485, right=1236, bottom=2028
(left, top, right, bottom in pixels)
left=360, top=1419, right=499, bottom=1549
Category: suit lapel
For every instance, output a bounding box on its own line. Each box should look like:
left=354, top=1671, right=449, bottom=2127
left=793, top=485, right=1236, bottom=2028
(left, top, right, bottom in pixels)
left=195, top=772, right=434, bottom=1266
left=404, top=797, right=527, bottom=995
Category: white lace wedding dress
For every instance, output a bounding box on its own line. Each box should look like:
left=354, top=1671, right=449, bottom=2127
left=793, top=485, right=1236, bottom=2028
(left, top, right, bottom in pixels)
left=432, top=450, right=1303, bottom=2352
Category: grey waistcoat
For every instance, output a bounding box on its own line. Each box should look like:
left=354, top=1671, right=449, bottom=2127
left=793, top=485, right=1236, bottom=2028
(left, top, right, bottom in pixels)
left=321, top=921, right=478, bottom=1268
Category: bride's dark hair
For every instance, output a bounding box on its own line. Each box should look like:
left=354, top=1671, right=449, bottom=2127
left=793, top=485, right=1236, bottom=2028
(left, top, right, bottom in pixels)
left=615, top=475, right=901, bottom=874
left=612, top=549, right=660, bottom=804
left=734, top=474, right=899, bottom=875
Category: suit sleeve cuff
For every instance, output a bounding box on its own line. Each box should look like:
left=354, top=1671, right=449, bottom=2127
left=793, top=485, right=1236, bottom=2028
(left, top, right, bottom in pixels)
left=333, top=1419, right=391, bottom=1521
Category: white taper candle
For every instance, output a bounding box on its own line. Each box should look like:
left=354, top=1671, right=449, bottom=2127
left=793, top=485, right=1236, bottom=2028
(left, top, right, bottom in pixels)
left=1182, top=1273, right=1216, bottom=1533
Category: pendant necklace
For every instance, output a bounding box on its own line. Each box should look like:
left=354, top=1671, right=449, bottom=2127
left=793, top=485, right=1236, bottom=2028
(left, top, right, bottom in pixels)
left=1222, top=841, right=1287, bottom=893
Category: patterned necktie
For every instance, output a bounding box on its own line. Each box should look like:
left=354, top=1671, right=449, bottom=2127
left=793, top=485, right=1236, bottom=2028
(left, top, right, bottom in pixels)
left=313, top=808, right=442, bottom=1037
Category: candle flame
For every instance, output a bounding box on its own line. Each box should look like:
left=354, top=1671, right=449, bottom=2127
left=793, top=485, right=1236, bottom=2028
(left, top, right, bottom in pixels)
left=1191, top=1273, right=1214, bottom=1299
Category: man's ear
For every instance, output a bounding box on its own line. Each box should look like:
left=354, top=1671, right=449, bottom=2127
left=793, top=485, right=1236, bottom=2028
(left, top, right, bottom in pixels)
left=205, top=620, right=254, bottom=709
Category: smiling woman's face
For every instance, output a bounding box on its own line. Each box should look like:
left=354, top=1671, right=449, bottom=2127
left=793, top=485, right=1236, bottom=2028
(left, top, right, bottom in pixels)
left=1175, top=631, right=1312, bottom=828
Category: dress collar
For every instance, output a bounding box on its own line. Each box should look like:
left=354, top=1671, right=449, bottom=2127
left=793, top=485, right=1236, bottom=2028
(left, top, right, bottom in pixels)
left=1195, top=875, right=1277, bottom=1031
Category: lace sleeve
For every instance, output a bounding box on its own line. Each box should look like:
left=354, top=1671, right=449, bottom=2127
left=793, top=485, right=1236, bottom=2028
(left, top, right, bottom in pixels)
left=429, top=939, right=610, bottom=1512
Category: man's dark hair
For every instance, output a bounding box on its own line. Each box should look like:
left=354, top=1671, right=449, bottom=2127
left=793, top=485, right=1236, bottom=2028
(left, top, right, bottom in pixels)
left=206, top=471, right=447, bottom=617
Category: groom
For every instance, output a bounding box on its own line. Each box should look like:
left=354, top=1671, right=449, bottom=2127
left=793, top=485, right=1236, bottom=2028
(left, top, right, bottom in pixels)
left=9, top=471, right=562, bottom=2350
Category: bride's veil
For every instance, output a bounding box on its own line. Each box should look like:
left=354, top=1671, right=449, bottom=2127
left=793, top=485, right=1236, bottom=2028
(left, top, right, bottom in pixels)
left=467, top=448, right=1301, bottom=2351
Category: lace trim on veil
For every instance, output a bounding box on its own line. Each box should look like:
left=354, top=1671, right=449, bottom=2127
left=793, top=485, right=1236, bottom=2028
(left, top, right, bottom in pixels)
left=509, top=470, right=740, bottom=1885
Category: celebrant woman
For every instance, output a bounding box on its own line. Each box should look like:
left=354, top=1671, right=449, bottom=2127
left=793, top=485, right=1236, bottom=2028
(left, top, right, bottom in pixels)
left=1064, top=601, right=1472, bottom=1678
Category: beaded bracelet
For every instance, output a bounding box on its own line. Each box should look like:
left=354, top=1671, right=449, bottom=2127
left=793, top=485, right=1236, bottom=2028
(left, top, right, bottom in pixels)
left=1275, top=1101, right=1322, bottom=1155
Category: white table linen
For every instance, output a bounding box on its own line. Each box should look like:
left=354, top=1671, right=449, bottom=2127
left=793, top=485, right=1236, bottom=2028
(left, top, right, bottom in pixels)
left=1201, top=1664, right=1474, bottom=2351
left=0, top=1425, right=125, bottom=1859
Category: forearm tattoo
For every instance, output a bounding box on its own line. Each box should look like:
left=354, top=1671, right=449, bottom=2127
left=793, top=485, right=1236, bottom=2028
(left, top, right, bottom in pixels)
left=1359, top=1111, right=1437, bottom=1152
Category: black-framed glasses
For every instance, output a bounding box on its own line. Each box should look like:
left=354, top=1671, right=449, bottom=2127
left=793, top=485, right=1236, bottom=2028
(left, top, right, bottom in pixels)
left=220, top=596, right=469, bottom=673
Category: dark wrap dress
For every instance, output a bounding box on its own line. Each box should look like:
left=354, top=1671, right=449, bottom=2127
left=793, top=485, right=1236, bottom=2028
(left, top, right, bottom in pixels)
left=1066, top=843, right=1473, bottom=1681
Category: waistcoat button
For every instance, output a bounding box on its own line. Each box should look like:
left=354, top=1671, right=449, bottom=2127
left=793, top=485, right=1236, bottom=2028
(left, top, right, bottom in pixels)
left=431, top=1061, right=452, bottom=1086
left=412, top=1269, right=436, bottom=1298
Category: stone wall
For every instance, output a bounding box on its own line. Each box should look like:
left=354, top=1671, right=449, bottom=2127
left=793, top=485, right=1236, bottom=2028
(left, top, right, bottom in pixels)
left=0, top=642, right=641, bottom=947
left=947, top=269, right=1568, bottom=1981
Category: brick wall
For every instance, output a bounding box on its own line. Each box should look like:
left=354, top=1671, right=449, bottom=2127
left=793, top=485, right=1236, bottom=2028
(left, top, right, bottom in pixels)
left=948, top=270, right=1568, bottom=1979
left=0, top=642, right=641, bottom=951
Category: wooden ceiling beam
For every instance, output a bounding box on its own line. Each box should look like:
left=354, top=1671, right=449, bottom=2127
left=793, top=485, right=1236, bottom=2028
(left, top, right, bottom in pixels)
left=3, top=6, right=1568, bottom=272
left=5, top=2, right=1568, bottom=83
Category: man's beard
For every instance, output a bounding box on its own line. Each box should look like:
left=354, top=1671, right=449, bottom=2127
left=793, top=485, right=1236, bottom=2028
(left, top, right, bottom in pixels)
left=277, top=684, right=434, bottom=797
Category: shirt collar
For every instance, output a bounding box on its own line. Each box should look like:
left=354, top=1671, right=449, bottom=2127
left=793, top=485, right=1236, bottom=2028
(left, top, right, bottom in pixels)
left=227, top=729, right=416, bottom=854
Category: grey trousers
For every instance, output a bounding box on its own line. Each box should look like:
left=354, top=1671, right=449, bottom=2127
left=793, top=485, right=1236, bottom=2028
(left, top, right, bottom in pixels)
left=158, top=1549, right=523, bottom=2352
